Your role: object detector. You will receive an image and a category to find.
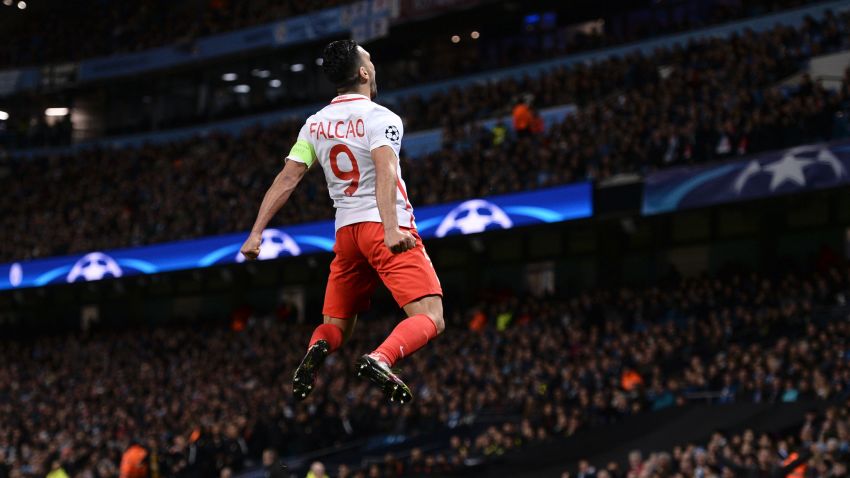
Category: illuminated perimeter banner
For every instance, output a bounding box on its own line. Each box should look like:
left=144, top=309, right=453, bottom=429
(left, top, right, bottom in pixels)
left=1, top=182, right=592, bottom=290
left=643, top=139, right=850, bottom=215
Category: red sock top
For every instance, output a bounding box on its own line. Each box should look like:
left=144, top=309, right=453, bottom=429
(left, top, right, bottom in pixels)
left=309, top=323, right=343, bottom=353
left=371, top=314, right=438, bottom=367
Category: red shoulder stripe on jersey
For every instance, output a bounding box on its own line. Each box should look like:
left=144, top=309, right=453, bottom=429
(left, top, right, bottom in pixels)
left=330, top=97, right=369, bottom=104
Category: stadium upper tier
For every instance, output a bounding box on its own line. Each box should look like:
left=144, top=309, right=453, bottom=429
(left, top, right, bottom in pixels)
left=2, top=8, right=849, bottom=263
left=0, top=0, right=354, bottom=68
left=1, top=265, right=848, bottom=477
left=0, top=0, right=843, bottom=151
left=0, top=0, right=819, bottom=70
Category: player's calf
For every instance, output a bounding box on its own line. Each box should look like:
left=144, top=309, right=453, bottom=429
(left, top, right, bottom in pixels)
left=370, top=313, right=439, bottom=367
left=354, top=308, right=442, bottom=404
left=292, top=322, right=346, bottom=401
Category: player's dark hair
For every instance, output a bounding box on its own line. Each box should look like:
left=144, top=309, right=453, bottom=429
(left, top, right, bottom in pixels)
left=322, top=40, right=362, bottom=90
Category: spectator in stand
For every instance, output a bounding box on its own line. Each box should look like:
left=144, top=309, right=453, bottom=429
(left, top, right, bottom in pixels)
left=513, top=94, right=535, bottom=138
left=306, top=461, right=328, bottom=478
left=491, top=120, right=509, bottom=147
left=261, top=449, right=287, bottom=478
left=577, top=460, right=597, bottom=478
left=627, top=450, right=644, bottom=477
left=45, top=461, right=69, bottom=478
left=119, top=444, right=149, bottom=478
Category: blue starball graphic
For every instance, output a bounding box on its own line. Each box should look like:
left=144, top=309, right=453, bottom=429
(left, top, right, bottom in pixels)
left=435, top=199, right=514, bottom=238
left=0, top=182, right=592, bottom=290
left=644, top=140, right=850, bottom=215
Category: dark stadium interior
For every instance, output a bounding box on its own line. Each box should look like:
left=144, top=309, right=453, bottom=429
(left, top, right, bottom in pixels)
left=3, top=1, right=850, bottom=478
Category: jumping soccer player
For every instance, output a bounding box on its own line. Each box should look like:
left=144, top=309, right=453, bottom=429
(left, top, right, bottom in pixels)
left=240, top=40, right=444, bottom=404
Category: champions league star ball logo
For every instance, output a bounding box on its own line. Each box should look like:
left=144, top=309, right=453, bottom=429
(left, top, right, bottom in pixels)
left=733, top=144, right=846, bottom=194
left=435, top=199, right=513, bottom=238
left=385, top=125, right=400, bottom=143
left=66, top=252, right=123, bottom=282
left=236, top=229, right=302, bottom=262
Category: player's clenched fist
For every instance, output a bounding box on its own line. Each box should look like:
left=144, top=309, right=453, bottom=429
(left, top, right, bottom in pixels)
left=384, top=228, right=416, bottom=254
left=240, top=231, right=263, bottom=260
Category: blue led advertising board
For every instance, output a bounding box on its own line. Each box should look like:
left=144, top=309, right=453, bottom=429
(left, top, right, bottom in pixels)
left=1, top=182, right=592, bottom=290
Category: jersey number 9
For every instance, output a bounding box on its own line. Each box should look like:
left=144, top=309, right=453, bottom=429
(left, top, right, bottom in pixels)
left=329, top=144, right=360, bottom=196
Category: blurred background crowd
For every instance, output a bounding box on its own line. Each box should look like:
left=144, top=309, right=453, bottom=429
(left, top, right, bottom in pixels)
left=1, top=263, right=849, bottom=477
left=5, top=2, right=849, bottom=148
left=3, top=10, right=850, bottom=262
left=573, top=404, right=850, bottom=478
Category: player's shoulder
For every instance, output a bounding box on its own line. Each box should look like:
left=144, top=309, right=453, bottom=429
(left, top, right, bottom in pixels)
left=369, top=102, right=399, bottom=117
left=367, top=102, right=402, bottom=125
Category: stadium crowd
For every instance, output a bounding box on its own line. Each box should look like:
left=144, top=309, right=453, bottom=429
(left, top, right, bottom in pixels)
left=390, top=8, right=850, bottom=132
left=3, top=8, right=850, bottom=262
left=575, top=405, right=850, bottom=478
left=1, top=263, right=849, bottom=477
left=2, top=0, right=830, bottom=149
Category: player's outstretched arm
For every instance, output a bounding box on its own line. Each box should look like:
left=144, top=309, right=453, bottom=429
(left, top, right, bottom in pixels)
left=372, top=145, right=415, bottom=254
left=240, top=160, right=308, bottom=260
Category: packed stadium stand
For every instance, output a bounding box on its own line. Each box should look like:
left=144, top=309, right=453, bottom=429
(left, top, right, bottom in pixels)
left=0, top=1, right=840, bottom=147
left=580, top=403, right=850, bottom=477
left=3, top=6, right=850, bottom=262
left=2, top=264, right=849, bottom=477
left=3, top=1, right=850, bottom=478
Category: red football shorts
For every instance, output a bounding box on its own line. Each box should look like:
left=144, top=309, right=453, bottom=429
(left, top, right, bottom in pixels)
left=322, top=222, right=443, bottom=318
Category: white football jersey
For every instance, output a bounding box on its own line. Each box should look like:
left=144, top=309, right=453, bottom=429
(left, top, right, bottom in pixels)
left=286, top=93, right=415, bottom=231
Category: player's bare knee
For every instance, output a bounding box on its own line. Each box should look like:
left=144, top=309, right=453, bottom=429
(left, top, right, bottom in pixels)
left=423, top=296, right=446, bottom=335
left=430, top=313, right=445, bottom=335
left=404, top=295, right=444, bottom=334
left=426, top=296, right=446, bottom=335
left=424, top=301, right=445, bottom=335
